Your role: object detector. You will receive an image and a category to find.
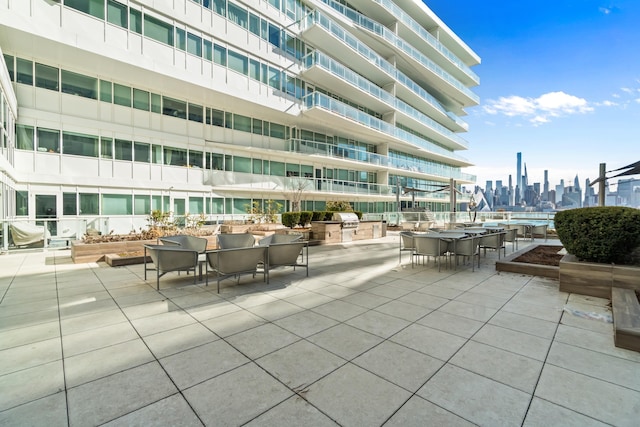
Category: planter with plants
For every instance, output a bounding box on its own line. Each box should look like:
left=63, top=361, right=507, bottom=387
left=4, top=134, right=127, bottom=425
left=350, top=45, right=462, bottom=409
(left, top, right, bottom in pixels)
left=555, top=206, right=640, bottom=352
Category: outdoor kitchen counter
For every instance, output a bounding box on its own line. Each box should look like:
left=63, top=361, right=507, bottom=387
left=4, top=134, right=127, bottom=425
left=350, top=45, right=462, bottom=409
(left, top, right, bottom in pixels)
left=310, top=220, right=385, bottom=244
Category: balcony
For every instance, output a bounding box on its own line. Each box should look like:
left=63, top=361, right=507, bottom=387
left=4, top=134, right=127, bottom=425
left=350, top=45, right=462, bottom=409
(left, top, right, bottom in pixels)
left=288, top=138, right=474, bottom=182
left=302, top=92, right=472, bottom=166
left=302, top=51, right=469, bottom=141
left=318, top=0, right=479, bottom=87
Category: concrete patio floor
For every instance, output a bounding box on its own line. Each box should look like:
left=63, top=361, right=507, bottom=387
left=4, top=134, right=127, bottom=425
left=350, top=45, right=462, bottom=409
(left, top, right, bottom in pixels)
left=1, top=233, right=639, bottom=426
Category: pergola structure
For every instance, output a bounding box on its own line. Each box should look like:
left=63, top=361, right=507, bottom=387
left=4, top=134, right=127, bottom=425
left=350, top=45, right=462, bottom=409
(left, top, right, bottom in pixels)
left=590, top=160, right=640, bottom=206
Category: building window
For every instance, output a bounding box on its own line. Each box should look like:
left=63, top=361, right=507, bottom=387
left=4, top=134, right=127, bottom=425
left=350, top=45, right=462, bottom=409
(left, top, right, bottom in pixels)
left=114, top=139, right=132, bottom=161
left=63, top=193, right=77, bottom=215
left=3, top=54, right=14, bottom=81
left=151, top=93, right=162, bottom=113
left=189, top=197, right=204, bottom=214
left=144, top=14, right=174, bottom=46
left=233, top=114, right=251, bottom=132
left=270, top=161, right=285, bottom=176
left=79, top=193, right=99, bottom=215
left=163, top=97, right=187, bottom=119
left=214, top=44, right=227, bottom=67
left=152, top=144, right=162, bottom=163
left=188, top=103, right=203, bottom=123
left=204, top=40, right=213, bottom=61
left=37, top=128, right=60, bottom=153
left=102, top=194, right=132, bottom=215
left=228, top=2, right=248, bottom=29
left=213, top=0, right=226, bottom=17
left=16, top=190, right=29, bottom=216
left=134, top=195, right=150, bottom=215
left=100, top=80, right=112, bottom=102
left=133, top=89, right=150, bottom=110
left=101, top=137, right=113, bottom=158
left=63, top=131, right=99, bottom=157
left=252, top=118, right=263, bottom=135
left=16, top=58, right=33, bottom=85
left=134, top=142, right=150, bottom=163
left=35, top=63, right=59, bottom=91
left=187, top=33, right=202, bottom=57
left=189, top=150, right=203, bottom=168
left=66, top=0, right=105, bottom=20
left=107, top=0, right=128, bottom=28
left=176, top=28, right=186, bottom=51
left=164, top=147, right=187, bottom=166
left=211, top=109, right=224, bottom=127
left=233, top=156, right=251, bottom=173
left=129, top=8, right=142, bottom=33
left=228, top=51, right=248, bottom=75
left=113, top=83, right=131, bottom=107
left=61, top=70, right=98, bottom=99
left=16, top=124, right=34, bottom=150
left=211, top=153, right=224, bottom=170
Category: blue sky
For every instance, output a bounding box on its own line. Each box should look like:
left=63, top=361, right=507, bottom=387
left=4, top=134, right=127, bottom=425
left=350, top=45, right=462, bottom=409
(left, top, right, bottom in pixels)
left=425, top=0, right=640, bottom=191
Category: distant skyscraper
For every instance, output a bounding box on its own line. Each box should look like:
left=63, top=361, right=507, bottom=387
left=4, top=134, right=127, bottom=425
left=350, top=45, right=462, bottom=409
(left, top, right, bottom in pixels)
left=516, top=152, right=522, bottom=204
left=543, top=170, right=549, bottom=201
left=555, top=179, right=565, bottom=204
left=574, top=174, right=581, bottom=191
left=509, top=174, right=514, bottom=206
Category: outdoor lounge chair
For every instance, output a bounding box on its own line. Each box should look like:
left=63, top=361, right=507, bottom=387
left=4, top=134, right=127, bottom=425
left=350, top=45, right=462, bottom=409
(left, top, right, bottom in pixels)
left=480, top=231, right=506, bottom=259
left=258, top=233, right=302, bottom=246
left=144, top=244, right=199, bottom=290
left=503, top=227, right=518, bottom=252
left=205, top=246, right=266, bottom=292
left=399, top=231, right=417, bottom=264
left=450, top=236, right=480, bottom=271
left=264, top=241, right=308, bottom=283
left=412, top=235, right=448, bottom=271
left=531, top=224, right=548, bottom=241
left=159, top=235, right=208, bottom=253
left=217, top=233, right=255, bottom=249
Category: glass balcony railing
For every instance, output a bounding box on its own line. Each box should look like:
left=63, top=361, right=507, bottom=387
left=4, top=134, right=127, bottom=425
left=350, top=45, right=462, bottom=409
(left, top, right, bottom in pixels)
left=309, top=5, right=480, bottom=103
left=368, top=0, right=479, bottom=83
left=288, top=138, right=473, bottom=181
left=303, top=91, right=469, bottom=163
left=301, top=11, right=478, bottom=109
left=303, top=51, right=469, bottom=148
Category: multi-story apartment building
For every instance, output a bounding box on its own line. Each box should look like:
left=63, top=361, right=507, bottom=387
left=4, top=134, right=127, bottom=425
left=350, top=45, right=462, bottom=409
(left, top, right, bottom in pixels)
left=0, top=0, right=479, bottom=237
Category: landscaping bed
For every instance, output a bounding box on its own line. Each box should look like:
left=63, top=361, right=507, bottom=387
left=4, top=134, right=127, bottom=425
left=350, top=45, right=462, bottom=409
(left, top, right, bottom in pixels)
left=495, top=244, right=563, bottom=279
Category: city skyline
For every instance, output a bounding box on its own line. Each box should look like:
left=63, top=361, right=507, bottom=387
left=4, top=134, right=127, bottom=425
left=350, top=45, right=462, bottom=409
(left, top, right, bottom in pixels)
left=426, top=0, right=640, bottom=189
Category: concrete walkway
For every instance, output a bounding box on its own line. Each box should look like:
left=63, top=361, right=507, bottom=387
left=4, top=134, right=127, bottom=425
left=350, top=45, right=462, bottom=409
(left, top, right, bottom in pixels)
left=1, top=234, right=639, bottom=426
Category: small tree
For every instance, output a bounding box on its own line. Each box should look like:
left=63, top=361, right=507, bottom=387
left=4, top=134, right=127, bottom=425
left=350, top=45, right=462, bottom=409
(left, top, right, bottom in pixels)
left=286, top=178, right=312, bottom=212
left=245, top=200, right=283, bottom=223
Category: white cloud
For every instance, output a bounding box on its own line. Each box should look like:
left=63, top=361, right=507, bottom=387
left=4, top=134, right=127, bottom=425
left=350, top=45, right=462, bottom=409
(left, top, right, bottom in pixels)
left=621, top=87, right=634, bottom=94
left=595, top=100, right=618, bottom=107
left=599, top=7, right=612, bottom=14
left=483, top=91, right=593, bottom=125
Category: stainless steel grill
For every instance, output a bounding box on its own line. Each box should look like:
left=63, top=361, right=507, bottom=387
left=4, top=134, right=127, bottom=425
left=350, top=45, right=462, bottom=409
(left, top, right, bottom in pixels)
left=332, top=212, right=360, bottom=229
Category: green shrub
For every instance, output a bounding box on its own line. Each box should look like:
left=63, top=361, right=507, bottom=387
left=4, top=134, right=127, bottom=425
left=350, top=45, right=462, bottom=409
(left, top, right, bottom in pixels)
left=554, top=207, right=640, bottom=264
left=326, top=200, right=353, bottom=211
left=354, top=211, right=363, bottom=220
left=311, top=211, right=325, bottom=221
left=281, top=211, right=301, bottom=228
left=299, top=211, right=312, bottom=226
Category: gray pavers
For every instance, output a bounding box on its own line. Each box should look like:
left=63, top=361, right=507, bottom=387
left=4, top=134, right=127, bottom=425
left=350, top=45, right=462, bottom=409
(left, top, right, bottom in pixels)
left=1, top=234, right=639, bottom=426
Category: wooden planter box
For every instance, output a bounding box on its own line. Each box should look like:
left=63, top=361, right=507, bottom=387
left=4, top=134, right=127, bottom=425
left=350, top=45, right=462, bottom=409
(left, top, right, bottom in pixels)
left=495, top=244, right=561, bottom=279
left=104, top=253, right=151, bottom=267
left=559, top=254, right=640, bottom=298
left=612, top=287, right=640, bottom=352
left=71, top=236, right=218, bottom=264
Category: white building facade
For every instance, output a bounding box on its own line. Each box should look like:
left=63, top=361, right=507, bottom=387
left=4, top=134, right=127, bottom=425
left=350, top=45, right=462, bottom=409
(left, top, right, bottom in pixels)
left=0, top=0, right=479, bottom=236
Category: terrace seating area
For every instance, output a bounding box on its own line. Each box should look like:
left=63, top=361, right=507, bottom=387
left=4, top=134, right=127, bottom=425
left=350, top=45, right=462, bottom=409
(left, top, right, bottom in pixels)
left=0, top=233, right=637, bottom=426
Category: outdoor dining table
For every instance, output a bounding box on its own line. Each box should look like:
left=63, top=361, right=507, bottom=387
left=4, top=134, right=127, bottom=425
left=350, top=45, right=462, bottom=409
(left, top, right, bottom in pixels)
left=479, top=226, right=505, bottom=233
